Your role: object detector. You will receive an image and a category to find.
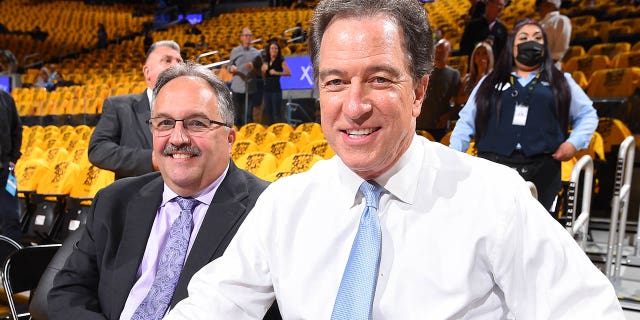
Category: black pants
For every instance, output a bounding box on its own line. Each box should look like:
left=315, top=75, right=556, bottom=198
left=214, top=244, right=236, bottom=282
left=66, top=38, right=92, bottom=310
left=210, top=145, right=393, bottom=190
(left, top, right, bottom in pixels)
left=232, top=92, right=252, bottom=127
left=478, top=151, right=561, bottom=212
left=0, top=167, right=22, bottom=242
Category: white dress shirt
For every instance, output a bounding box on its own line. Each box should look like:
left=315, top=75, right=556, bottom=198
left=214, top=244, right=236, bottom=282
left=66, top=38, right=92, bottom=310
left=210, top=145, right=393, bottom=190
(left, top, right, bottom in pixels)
left=540, top=11, right=572, bottom=65
left=166, top=136, right=623, bottom=319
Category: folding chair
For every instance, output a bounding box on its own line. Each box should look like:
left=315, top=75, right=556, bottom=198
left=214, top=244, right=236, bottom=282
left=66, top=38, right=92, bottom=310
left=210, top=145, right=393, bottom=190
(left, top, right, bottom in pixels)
left=0, top=236, right=22, bottom=318
left=30, top=226, right=84, bottom=320
left=3, top=244, right=61, bottom=319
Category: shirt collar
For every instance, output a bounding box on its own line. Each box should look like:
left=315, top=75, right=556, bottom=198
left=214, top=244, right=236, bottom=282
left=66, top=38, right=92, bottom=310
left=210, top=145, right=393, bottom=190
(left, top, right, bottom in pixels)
left=543, top=11, right=560, bottom=20
left=335, top=135, right=424, bottom=208
left=161, top=163, right=230, bottom=207
left=511, top=70, right=539, bottom=84
left=146, top=88, right=154, bottom=111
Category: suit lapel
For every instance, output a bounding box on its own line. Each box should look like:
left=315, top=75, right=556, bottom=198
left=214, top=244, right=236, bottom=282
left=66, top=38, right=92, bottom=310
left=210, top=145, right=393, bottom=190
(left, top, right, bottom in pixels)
left=170, top=162, right=251, bottom=306
left=110, top=174, right=163, bottom=315
left=133, top=91, right=153, bottom=147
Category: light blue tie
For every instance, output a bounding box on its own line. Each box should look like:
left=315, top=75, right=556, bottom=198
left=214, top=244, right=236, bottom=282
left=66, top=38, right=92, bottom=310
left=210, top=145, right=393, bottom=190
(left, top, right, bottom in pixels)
left=331, top=180, right=383, bottom=320
left=132, top=197, right=199, bottom=320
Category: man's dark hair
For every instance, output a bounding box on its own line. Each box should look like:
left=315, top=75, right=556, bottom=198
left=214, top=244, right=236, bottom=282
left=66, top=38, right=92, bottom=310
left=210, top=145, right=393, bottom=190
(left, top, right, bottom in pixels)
left=308, top=0, right=434, bottom=84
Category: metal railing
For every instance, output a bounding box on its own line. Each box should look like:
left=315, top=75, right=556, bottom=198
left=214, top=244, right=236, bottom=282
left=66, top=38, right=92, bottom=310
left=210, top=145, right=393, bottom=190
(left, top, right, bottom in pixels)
left=605, top=136, right=636, bottom=279
left=565, top=155, right=594, bottom=250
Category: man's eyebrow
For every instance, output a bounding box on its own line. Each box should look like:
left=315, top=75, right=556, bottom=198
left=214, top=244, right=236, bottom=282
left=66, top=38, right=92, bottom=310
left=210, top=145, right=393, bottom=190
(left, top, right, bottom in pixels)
left=152, top=112, right=210, bottom=118
left=318, top=65, right=401, bottom=80
left=318, top=68, right=346, bottom=80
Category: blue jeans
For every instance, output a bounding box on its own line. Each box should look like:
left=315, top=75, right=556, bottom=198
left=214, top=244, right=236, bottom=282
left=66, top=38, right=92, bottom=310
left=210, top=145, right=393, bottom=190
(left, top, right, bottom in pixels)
left=263, top=91, right=283, bottom=125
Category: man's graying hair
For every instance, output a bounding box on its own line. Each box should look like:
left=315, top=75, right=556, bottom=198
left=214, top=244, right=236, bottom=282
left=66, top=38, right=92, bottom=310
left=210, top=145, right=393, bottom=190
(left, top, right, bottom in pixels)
left=145, top=40, right=181, bottom=61
left=153, top=62, right=235, bottom=126
left=308, top=0, right=434, bottom=83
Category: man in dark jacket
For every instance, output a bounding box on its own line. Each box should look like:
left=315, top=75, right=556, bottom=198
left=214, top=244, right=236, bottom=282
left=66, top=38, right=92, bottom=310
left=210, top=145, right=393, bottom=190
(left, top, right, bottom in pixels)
left=0, top=90, right=22, bottom=242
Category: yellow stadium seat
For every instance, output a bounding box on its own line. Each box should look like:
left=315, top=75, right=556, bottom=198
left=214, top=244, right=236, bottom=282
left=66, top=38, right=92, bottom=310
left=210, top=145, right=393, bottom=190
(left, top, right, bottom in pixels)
left=587, top=67, right=640, bottom=99
left=35, top=161, right=81, bottom=195
left=575, top=131, right=605, bottom=162
left=263, top=140, right=298, bottom=164
left=597, top=117, right=632, bottom=153
left=301, top=139, right=336, bottom=160
left=231, top=140, right=259, bottom=161
left=571, top=71, right=589, bottom=90
left=287, top=131, right=311, bottom=150
left=235, top=152, right=279, bottom=180
left=563, top=55, right=611, bottom=78
left=562, top=45, right=585, bottom=63
left=252, top=131, right=277, bottom=149
left=15, top=158, right=51, bottom=192
left=42, top=147, right=70, bottom=165
left=277, top=153, right=323, bottom=174
left=263, top=170, right=296, bottom=182
left=611, top=51, right=640, bottom=68
left=266, top=122, right=294, bottom=140
left=69, top=165, right=115, bottom=199
left=294, top=122, right=324, bottom=141
left=587, top=42, right=631, bottom=60
left=237, top=122, right=265, bottom=140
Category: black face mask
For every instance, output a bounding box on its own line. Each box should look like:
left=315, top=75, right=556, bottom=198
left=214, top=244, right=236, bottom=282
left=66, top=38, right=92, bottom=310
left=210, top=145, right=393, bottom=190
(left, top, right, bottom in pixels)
left=515, top=41, right=544, bottom=67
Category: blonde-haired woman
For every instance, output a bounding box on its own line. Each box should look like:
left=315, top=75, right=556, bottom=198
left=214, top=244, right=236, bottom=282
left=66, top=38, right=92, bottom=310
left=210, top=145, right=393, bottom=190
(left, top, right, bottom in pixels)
left=456, top=41, right=494, bottom=107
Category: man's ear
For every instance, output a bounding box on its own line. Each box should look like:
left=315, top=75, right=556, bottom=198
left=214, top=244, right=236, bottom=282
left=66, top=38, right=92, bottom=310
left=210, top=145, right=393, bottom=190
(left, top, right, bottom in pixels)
left=228, top=128, right=236, bottom=145
left=412, top=75, right=429, bottom=117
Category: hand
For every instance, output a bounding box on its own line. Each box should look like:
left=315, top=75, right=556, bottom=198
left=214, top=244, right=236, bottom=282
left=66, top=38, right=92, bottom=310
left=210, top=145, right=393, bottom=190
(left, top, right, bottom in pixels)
left=245, top=62, right=253, bottom=71
left=552, top=142, right=577, bottom=162
left=269, top=69, right=279, bottom=76
left=229, top=65, right=238, bottom=74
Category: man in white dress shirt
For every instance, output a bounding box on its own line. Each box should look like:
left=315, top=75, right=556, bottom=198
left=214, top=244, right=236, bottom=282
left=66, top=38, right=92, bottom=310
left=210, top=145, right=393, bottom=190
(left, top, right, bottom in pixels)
left=165, top=0, right=623, bottom=319
left=538, top=0, right=572, bottom=69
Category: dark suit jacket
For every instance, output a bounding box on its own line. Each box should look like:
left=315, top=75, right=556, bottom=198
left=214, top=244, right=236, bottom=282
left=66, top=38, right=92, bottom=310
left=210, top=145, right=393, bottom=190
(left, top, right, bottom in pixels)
left=88, top=91, right=153, bottom=180
left=47, top=162, right=270, bottom=319
left=459, top=17, right=508, bottom=61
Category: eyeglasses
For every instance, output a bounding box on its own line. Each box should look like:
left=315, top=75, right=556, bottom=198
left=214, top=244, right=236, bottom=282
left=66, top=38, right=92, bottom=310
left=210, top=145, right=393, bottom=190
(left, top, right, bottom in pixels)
left=147, top=116, right=231, bottom=136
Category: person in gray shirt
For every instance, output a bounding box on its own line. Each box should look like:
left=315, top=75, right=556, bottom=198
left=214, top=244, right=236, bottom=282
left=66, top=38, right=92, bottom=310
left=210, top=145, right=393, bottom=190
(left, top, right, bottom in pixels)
left=228, top=27, right=262, bottom=126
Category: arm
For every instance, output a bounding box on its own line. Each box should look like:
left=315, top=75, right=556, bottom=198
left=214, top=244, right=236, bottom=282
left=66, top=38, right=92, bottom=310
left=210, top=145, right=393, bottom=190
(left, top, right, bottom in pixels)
left=88, top=98, right=153, bottom=177
left=565, top=73, right=598, bottom=150
left=48, top=193, right=108, bottom=320
left=449, top=76, right=484, bottom=152
left=553, top=74, right=598, bottom=161
left=280, top=60, right=291, bottom=77
left=492, top=175, right=623, bottom=318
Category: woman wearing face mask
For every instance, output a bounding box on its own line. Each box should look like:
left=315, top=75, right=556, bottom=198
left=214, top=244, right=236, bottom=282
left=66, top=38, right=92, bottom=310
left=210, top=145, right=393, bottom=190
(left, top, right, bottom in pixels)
left=449, top=19, right=598, bottom=212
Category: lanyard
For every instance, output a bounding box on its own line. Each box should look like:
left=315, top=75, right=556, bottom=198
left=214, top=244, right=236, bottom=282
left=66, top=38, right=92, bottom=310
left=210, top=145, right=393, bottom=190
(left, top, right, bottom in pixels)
left=509, top=72, right=541, bottom=107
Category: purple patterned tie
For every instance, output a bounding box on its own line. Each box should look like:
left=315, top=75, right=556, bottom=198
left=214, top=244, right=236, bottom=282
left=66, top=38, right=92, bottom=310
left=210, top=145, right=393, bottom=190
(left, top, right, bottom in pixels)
left=131, top=197, right=199, bottom=320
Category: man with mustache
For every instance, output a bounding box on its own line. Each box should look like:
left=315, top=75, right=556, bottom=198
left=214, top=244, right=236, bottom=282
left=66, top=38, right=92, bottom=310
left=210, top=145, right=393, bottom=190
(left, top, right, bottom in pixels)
left=48, top=62, right=279, bottom=320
